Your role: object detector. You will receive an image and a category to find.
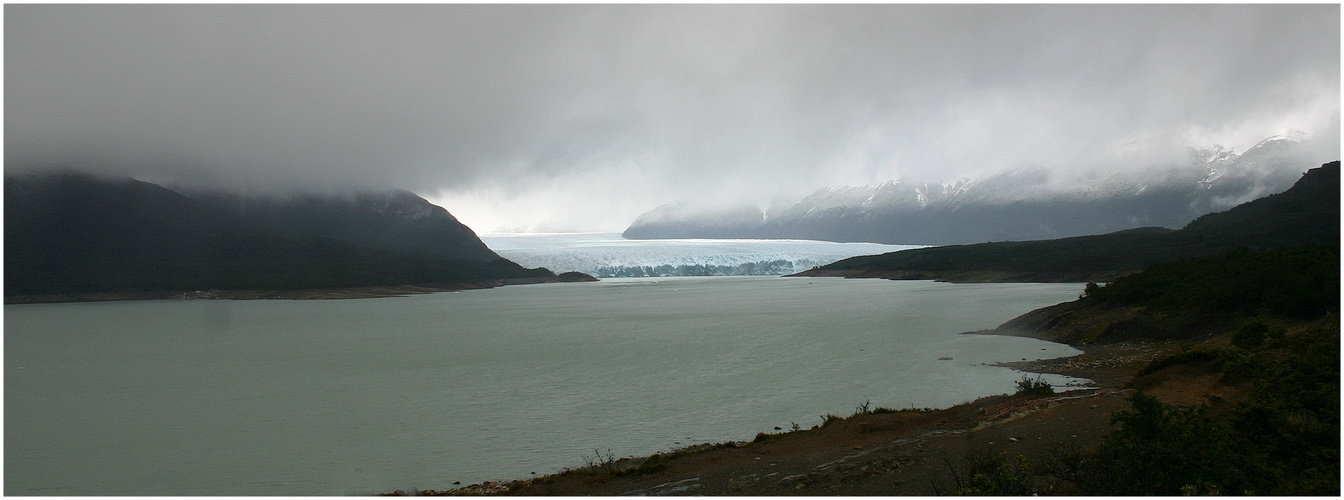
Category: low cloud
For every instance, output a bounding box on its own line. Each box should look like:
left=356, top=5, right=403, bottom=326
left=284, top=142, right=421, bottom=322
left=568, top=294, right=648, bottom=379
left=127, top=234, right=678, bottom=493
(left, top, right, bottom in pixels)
left=6, top=4, right=1339, bottom=232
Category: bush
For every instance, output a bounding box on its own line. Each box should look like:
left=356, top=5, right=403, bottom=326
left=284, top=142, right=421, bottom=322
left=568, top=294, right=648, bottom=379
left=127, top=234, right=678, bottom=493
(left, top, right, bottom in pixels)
left=1015, top=375, right=1054, bottom=396
left=1231, top=320, right=1269, bottom=349
left=1081, top=281, right=1101, bottom=299
left=582, top=448, right=619, bottom=474
left=818, top=413, right=843, bottom=428
left=1073, top=324, right=1339, bottom=495
left=1073, top=393, right=1237, bottom=494
left=943, top=451, right=1037, bottom=495
left=854, top=398, right=873, bottom=415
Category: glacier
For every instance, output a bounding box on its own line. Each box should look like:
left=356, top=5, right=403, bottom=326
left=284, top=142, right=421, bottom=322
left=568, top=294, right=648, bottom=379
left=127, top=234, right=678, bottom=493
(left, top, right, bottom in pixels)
left=480, top=232, right=920, bottom=277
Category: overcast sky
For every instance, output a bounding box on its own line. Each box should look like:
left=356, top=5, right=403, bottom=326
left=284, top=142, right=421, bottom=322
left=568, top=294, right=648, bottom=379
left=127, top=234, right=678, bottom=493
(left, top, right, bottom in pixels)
left=6, top=4, right=1340, bottom=232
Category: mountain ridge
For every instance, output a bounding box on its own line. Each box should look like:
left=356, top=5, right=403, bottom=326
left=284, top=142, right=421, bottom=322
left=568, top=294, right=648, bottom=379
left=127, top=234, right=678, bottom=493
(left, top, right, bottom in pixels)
left=792, top=160, right=1339, bottom=283
left=4, top=171, right=555, bottom=302
left=186, top=188, right=502, bottom=263
left=624, top=136, right=1319, bottom=244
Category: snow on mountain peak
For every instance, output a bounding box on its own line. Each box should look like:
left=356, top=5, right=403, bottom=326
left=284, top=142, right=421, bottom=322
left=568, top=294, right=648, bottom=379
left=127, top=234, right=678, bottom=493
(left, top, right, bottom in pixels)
left=624, top=135, right=1314, bottom=242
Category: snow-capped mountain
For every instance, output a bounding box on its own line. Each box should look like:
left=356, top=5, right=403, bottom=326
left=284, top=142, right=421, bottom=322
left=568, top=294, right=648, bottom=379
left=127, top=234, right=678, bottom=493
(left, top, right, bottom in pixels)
left=623, top=135, right=1323, bottom=245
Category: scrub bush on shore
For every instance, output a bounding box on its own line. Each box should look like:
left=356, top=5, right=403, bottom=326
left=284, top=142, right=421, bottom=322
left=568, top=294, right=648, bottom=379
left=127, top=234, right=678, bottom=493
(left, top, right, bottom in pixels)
left=959, top=244, right=1340, bottom=496
left=1058, top=323, right=1339, bottom=495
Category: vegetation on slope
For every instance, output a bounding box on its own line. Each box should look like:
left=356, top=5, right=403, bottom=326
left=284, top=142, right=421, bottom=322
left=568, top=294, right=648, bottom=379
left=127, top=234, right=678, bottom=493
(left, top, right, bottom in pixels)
left=1073, top=323, right=1339, bottom=495
left=4, top=172, right=554, bottom=300
left=934, top=159, right=1341, bottom=494
left=979, top=241, right=1340, bottom=495
left=999, top=243, right=1339, bottom=345
left=1083, top=244, right=1338, bottom=320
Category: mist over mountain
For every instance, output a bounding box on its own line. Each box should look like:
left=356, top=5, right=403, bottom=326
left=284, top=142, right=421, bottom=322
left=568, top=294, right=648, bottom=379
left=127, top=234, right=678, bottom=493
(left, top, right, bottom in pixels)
left=7, top=5, right=1338, bottom=234
left=4, top=173, right=553, bottom=300
left=186, top=189, right=502, bottom=263
left=797, top=159, right=1340, bottom=283
left=623, top=136, right=1322, bottom=244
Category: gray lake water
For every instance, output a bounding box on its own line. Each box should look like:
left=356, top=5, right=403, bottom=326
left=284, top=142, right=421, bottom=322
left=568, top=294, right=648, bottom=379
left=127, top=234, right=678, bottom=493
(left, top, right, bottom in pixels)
left=6, top=276, right=1085, bottom=495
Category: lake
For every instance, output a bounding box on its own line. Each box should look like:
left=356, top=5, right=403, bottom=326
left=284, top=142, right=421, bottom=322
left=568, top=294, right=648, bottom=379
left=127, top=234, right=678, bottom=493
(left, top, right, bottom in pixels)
left=6, top=276, right=1085, bottom=495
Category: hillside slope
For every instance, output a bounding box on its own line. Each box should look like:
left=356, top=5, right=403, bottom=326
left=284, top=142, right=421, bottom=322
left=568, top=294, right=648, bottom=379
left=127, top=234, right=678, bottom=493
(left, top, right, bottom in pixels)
left=190, top=189, right=502, bottom=263
left=4, top=172, right=553, bottom=301
left=794, top=161, right=1339, bottom=282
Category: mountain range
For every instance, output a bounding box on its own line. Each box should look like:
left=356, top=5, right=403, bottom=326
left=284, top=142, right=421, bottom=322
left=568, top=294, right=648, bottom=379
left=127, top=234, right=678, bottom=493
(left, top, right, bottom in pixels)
left=795, top=160, right=1339, bottom=283
left=624, top=135, right=1321, bottom=245
left=4, top=172, right=555, bottom=301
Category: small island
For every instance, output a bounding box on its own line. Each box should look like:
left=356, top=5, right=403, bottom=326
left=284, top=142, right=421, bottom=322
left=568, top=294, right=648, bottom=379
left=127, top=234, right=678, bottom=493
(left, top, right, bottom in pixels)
left=556, top=271, right=600, bottom=283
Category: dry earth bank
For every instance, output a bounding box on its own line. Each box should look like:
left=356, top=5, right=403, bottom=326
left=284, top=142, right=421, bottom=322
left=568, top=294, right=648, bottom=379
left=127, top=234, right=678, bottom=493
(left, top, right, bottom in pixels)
left=385, top=338, right=1212, bottom=496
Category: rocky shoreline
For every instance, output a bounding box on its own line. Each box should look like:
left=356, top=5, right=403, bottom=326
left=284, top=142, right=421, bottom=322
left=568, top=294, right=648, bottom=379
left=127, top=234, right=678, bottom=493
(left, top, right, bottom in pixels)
left=382, top=331, right=1191, bottom=496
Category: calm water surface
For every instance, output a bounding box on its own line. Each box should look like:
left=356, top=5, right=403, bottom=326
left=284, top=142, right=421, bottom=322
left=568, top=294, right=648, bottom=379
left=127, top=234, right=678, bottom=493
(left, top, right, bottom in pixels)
left=6, top=277, right=1084, bottom=495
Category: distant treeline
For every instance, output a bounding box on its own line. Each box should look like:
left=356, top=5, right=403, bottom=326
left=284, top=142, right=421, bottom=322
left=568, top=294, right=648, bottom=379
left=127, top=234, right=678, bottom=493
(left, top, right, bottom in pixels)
left=1083, top=243, right=1339, bottom=321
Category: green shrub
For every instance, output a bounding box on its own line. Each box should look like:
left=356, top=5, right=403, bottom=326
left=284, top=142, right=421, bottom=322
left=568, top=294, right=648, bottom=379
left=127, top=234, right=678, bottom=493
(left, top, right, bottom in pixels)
left=946, top=452, right=1037, bottom=495
left=1075, top=393, right=1238, bottom=495
left=1073, top=325, right=1339, bottom=495
left=818, top=413, right=842, bottom=428
left=632, top=453, right=669, bottom=475
left=1232, top=320, right=1269, bottom=349
left=1014, top=375, right=1054, bottom=396
left=1135, top=348, right=1222, bottom=377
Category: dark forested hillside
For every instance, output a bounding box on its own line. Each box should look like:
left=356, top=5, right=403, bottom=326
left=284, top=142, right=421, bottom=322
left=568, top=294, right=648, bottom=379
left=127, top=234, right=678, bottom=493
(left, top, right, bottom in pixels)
left=189, top=189, right=502, bottom=263
left=990, top=241, right=1339, bottom=495
left=997, top=243, right=1339, bottom=344
left=797, top=161, right=1339, bottom=282
left=4, top=172, right=553, bottom=300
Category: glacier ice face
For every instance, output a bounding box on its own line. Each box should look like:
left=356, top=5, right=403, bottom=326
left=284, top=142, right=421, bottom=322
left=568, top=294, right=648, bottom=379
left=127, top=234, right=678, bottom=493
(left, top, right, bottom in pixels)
left=481, top=233, right=920, bottom=277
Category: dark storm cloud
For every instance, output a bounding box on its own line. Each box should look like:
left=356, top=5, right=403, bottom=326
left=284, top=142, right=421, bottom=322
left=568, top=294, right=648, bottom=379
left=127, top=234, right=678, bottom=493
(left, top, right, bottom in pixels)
left=5, top=4, right=1338, bottom=231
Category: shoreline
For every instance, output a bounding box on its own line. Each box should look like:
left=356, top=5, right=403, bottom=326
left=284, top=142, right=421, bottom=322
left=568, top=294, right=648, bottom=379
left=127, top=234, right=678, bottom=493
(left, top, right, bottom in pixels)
left=981, top=330, right=1180, bottom=388
left=387, top=327, right=1183, bottom=496
left=8, top=273, right=1079, bottom=305
left=2, top=277, right=561, bottom=305
left=788, top=268, right=1124, bottom=284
